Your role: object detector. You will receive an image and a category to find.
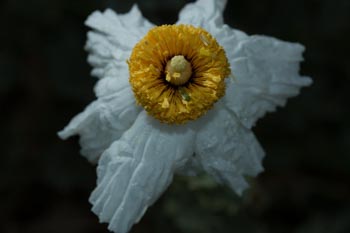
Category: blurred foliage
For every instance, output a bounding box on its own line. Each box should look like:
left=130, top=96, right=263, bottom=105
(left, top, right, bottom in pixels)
left=1, top=0, right=350, bottom=233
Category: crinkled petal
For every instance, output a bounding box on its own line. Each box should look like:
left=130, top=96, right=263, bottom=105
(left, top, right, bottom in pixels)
left=178, top=2, right=312, bottom=129
left=89, top=111, right=195, bottom=233
left=58, top=85, right=141, bottom=163
left=194, top=102, right=265, bottom=195
left=221, top=34, right=312, bottom=128
left=85, top=5, right=154, bottom=79
left=177, top=0, right=227, bottom=27
left=93, top=70, right=129, bottom=98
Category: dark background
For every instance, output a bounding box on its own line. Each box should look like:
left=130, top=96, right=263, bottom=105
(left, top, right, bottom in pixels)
left=1, top=0, right=349, bottom=232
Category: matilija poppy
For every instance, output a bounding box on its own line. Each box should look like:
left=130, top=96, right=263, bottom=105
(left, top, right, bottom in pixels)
left=58, top=0, right=312, bottom=232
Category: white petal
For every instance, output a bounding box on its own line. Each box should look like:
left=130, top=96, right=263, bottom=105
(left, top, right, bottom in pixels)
left=89, top=111, right=195, bottom=233
left=222, top=35, right=312, bottom=128
left=194, top=103, right=265, bottom=195
left=93, top=71, right=129, bottom=98
left=58, top=86, right=140, bottom=163
left=85, top=5, right=154, bottom=79
left=209, top=24, right=249, bottom=63
left=177, top=0, right=227, bottom=27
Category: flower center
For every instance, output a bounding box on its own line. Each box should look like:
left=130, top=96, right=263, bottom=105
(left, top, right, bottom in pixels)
left=165, top=55, right=192, bottom=86
left=128, top=25, right=231, bottom=124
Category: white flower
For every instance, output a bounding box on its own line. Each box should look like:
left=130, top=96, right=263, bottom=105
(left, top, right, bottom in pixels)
left=58, top=0, right=312, bottom=232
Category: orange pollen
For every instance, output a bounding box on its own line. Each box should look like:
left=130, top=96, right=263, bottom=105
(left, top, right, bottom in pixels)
left=128, top=24, right=231, bottom=124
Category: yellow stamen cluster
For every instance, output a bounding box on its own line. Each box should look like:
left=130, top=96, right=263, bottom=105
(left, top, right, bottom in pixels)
left=128, top=25, right=231, bottom=124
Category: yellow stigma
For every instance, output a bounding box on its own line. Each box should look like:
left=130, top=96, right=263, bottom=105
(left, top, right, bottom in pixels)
left=128, top=25, right=231, bottom=124
left=165, top=55, right=192, bottom=86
